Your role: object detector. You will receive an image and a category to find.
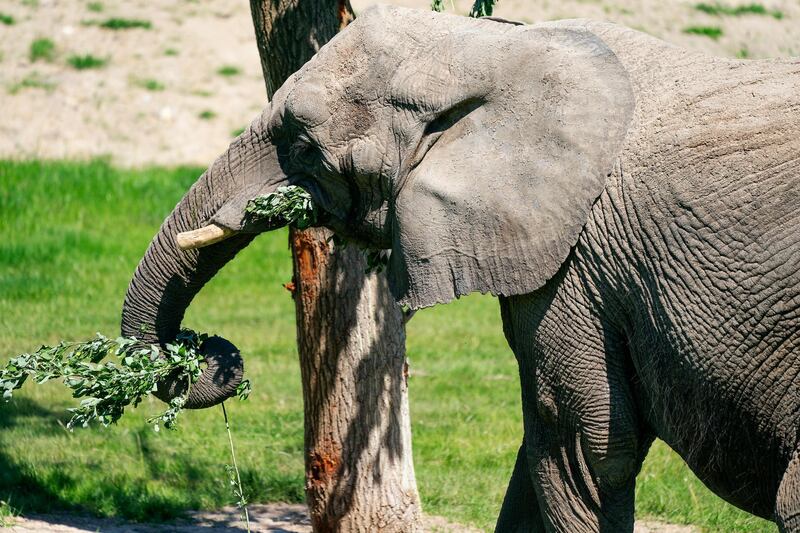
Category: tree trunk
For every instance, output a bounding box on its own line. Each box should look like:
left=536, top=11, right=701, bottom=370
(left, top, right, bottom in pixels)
left=248, top=2, right=422, bottom=531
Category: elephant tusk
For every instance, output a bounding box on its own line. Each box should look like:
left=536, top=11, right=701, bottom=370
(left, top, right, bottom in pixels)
left=176, top=224, right=237, bottom=251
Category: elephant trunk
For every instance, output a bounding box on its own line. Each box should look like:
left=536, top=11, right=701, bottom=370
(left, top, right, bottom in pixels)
left=121, top=113, right=287, bottom=409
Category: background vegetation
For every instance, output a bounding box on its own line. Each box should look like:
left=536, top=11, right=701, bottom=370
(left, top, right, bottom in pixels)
left=0, top=160, right=777, bottom=531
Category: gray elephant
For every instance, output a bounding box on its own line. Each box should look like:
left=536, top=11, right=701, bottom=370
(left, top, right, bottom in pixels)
left=121, top=6, right=800, bottom=532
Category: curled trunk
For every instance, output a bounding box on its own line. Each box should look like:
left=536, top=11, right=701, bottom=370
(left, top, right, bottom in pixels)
left=121, top=120, right=279, bottom=408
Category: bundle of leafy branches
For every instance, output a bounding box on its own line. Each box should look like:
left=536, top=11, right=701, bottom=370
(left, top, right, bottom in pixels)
left=0, top=329, right=249, bottom=431
left=246, top=185, right=390, bottom=273
left=246, top=184, right=318, bottom=230
left=0, top=194, right=323, bottom=445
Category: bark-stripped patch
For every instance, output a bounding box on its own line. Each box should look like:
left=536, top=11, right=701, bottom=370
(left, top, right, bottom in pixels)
left=290, top=228, right=332, bottom=302
left=308, top=450, right=340, bottom=486
left=337, top=0, right=354, bottom=30
left=283, top=279, right=296, bottom=293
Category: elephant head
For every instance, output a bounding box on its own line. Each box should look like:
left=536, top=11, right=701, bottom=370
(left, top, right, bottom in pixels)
left=121, top=6, right=634, bottom=408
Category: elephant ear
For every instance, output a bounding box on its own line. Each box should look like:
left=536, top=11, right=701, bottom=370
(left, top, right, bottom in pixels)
left=387, top=24, right=635, bottom=309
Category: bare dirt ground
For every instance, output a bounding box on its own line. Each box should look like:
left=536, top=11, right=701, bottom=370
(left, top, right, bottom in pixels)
left=1, top=0, right=798, bottom=167
left=6, top=503, right=698, bottom=532
left=0, top=0, right=791, bottom=531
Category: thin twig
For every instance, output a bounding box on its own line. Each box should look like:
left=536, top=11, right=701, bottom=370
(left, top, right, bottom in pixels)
left=222, top=402, right=250, bottom=532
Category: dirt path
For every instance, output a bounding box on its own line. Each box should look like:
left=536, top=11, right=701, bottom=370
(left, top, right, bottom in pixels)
left=6, top=503, right=697, bottom=532
left=1, top=0, right=797, bottom=167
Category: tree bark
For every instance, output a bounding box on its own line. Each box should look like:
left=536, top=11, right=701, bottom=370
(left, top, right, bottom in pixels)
left=248, top=2, right=422, bottom=531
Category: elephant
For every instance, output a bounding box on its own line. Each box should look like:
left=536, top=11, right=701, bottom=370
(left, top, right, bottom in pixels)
left=121, top=6, right=800, bottom=532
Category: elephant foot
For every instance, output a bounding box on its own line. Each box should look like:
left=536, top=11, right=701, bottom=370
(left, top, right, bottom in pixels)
left=777, top=447, right=800, bottom=532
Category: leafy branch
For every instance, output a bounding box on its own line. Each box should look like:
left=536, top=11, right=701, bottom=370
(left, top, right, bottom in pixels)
left=431, top=0, right=446, bottom=12
left=330, top=234, right=390, bottom=274
left=247, top=187, right=390, bottom=274
left=431, top=0, right=497, bottom=16
left=0, top=329, right=248, bottom=431
left=223, top=402, right=250, bottom=532
left=245, top=185, right=317, bottom=230
left=469, top=0, right=497, bottom=18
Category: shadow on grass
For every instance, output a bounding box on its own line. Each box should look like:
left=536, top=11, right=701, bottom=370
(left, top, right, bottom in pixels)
left=0, top=398, right=81, bottom=515
left=0, top=397, right=193, bottom=521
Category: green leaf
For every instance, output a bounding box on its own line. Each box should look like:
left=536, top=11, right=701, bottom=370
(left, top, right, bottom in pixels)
left=469, top=0, right=497, bottom=17
left=236, top=379, right=252, bottom=401
left=246, top=185, right=318, bottom=229
left=0, top=328, right=241, bottom=430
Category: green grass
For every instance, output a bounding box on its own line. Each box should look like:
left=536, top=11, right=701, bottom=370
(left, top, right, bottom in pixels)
left=231, top=127, right=246, bottom=137
left=133, top=78, right=165, bottom=91
left=0, top=159, right=778, bottom=532
left=198, top=110, right=216, bottom=120
left=8, top=73, right=56, bottom=94
left=0, top=499, right=19, bottom=527
left=683, top=25, right=724, bottom=40
left=636, top=444, right=775, bottom=532
left=87, top=1, right=103, bottom=12
left=694, top=2, right=784, bottom=19
left=164, top=48, right=179, bottom=56
left=0, top=12, right=14, bottom=25
left=30, top=38, right=56, bottom=63
left=67, top=54, right=107, bottom=70
left=99, top=17, right=151, bottom=30
left=216, top=65, right=241, bottom=77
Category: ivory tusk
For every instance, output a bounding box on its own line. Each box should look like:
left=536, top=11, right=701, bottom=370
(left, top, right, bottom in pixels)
left=176, top=224, right=237, bottom=251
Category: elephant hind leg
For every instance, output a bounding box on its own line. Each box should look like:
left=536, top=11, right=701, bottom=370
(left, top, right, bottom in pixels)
left=496, top=439, right=546, bottom=532
left=777, top=447, right=800, bottom=532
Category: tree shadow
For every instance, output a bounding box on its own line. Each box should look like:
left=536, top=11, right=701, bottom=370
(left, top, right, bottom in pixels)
left=0, top=397, right=220, bottom=522
left=0, top=397, right=82, bottom=515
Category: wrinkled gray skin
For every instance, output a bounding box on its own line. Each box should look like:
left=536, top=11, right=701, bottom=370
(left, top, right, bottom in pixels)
left=121, top=6, right=800, bottom=531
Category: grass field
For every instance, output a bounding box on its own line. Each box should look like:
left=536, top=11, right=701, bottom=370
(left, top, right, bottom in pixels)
left=0, top=160, right=776, bottom=532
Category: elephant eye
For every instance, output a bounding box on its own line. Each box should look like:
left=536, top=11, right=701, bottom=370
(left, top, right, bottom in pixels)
left=289, top=135, right=341, bottom=178
left=288, top=138, right=314, bottom=165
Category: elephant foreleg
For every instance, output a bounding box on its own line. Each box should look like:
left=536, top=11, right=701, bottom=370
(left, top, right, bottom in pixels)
left=777, top=447, right=800, bottom=532
left=501, top=266, right=652, bottom=532
left=496, top=439, right=546, bottom=532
